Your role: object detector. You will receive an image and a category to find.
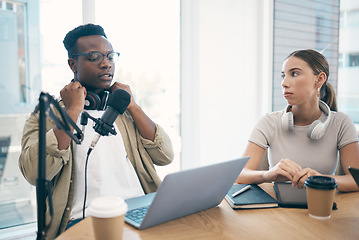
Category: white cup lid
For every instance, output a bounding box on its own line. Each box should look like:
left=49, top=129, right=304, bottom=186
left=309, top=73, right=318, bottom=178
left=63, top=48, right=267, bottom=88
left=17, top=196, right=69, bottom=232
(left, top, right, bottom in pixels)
left=88, top=196, right=128, bottom=218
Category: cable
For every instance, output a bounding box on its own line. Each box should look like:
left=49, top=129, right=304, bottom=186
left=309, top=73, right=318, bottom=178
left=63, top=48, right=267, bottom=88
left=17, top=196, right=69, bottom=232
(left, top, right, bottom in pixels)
left=82, top=149, right=92, bottom=219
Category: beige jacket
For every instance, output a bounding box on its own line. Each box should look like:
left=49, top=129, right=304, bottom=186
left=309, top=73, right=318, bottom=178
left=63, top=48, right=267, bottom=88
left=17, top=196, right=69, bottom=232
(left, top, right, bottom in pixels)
left=19, top=104, right=174, bottom=239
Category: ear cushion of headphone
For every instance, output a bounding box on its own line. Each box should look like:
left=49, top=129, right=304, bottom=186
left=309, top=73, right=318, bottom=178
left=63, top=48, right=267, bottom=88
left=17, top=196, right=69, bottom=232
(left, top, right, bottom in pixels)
left=281, top=111, right=294, bottom=131
left=84, top=91, right=101, bottom=110
left=307, top=120, right=325, bottom=140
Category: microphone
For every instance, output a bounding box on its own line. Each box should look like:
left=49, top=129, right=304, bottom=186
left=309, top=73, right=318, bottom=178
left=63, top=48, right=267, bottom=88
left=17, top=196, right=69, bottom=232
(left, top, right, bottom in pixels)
left=87, top=89, right=131, bottom=154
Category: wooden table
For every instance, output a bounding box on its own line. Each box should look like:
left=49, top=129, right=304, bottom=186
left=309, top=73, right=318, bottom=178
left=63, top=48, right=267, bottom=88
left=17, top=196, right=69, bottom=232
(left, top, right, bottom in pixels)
left=56, top=183, right=359, bottom=240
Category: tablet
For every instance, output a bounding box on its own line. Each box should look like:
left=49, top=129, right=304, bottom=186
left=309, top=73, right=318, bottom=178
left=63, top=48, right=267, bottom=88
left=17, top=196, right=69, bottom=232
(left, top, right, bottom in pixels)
left=349, top=166, right=359, bottom=187
left=273, top=182, right=307, bottom=208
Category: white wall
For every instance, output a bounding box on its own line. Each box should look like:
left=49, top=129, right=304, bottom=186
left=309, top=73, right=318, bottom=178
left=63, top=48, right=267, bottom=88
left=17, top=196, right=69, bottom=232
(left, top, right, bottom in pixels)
left=181, top=0, right=273, bottom=169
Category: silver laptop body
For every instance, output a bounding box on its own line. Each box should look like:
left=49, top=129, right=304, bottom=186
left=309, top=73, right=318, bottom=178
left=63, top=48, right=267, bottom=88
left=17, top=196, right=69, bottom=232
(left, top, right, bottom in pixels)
left=125, top=157, right=249, bottom=229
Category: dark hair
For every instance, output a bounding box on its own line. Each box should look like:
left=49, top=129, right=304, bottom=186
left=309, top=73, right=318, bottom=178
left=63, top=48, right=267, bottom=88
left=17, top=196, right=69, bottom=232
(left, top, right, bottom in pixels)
left=63, top=24, right=107, bottom=58
left=286, top=49, right=337, bottom=111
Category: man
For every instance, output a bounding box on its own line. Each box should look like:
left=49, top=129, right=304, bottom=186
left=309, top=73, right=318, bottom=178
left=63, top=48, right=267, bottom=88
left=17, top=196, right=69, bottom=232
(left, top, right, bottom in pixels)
left=19, top=24, right=174, bottom=239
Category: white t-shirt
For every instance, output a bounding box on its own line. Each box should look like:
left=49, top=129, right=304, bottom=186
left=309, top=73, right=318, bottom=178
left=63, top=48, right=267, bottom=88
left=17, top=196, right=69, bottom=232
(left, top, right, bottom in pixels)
left=70, top=110, right=144, bottom=220
left=249, top=109, right=358, bottom=175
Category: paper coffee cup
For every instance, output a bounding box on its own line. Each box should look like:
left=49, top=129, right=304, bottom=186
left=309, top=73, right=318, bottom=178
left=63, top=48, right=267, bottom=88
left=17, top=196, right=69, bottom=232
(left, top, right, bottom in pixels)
left=88, top=196, right=128, bottom=240
left=304, top=176, right=337, bottom=219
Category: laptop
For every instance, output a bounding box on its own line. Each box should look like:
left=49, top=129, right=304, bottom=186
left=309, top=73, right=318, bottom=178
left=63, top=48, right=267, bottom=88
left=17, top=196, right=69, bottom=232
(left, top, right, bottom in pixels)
left=124, top=157, right=249, bottom=230
left=349, top=166, right=359, bottom=187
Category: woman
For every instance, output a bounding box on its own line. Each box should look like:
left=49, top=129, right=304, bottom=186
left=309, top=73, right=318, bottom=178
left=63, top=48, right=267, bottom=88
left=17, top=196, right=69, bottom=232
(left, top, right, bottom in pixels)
left=236, top=49, right=359, bottom=192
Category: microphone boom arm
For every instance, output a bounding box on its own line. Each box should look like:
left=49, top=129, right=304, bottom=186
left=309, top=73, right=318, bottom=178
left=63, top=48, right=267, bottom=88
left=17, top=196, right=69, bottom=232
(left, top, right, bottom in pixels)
left=35, top=92, right=83, bottom=239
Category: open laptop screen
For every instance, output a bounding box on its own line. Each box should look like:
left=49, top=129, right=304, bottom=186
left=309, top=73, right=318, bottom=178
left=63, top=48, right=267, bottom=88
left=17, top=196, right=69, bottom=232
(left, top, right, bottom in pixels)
left=125, top=157, right=249, bottom=229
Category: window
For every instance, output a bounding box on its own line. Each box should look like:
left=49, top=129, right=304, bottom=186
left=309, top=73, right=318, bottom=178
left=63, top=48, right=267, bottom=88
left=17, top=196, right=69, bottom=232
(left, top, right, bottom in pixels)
left=341, top=9, right=359, bottom=27
left=0, top=0, right=40, bottom=236
left=40, top=0, right=181, bottom=178
left=95, top=0, right=181, bottom=177
left=338, top=0, right=359, bottom=124
left=272, top=0, right=340, bottom=111
left=0, top=0, right=31, bottom=113
left=348, top=53, right=359, bottom=67
left=1, top=0, right=180, bottom=237
left=339, top=53, right=344, bottom=68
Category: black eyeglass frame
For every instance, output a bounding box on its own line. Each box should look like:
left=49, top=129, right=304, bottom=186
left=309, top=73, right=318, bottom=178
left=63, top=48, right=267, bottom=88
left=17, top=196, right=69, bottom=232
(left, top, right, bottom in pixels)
left=71, top=52, right=120, bottom=64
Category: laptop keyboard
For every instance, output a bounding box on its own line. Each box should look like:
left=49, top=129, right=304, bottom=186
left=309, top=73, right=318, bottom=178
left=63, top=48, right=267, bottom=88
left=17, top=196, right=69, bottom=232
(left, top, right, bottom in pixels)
left=125, top=206, right=150, bottom=224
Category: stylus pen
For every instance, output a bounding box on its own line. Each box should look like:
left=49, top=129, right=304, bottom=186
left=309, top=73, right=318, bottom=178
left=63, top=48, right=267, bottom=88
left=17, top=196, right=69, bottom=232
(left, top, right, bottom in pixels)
left=232, top=185, right=251, bottom=197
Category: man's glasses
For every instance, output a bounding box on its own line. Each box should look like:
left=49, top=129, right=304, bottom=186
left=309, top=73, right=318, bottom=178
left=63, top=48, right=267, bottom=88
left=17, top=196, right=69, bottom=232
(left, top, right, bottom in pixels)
left=72, top=52, right=120, bottom=64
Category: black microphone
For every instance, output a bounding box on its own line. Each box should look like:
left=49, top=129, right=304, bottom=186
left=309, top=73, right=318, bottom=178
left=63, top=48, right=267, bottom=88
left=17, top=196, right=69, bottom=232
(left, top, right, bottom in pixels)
left=87, top=89, right=131, bottom=154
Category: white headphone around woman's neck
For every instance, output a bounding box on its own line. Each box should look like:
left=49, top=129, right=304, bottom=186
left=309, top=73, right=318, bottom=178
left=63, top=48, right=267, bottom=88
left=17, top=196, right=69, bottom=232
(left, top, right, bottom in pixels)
left=281, top=100, right=332, bottom=140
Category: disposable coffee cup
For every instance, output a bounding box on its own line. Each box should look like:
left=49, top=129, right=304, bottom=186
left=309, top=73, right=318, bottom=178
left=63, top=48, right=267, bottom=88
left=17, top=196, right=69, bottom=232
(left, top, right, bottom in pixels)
left=88, top=196, right=128, bottom=240
left=304, top=176, right=337, bottom=219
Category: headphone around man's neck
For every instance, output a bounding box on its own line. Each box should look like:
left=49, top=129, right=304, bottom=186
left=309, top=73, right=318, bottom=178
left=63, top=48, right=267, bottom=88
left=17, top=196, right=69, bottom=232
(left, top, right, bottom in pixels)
left=71, top=79, right=110, bottom=110
left=84, top=90, right=110, bottom=110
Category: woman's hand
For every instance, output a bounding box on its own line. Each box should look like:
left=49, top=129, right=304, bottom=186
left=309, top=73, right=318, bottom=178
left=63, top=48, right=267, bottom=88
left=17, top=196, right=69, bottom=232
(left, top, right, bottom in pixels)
left=291, top=168, right=320, bottom=188
left=263, top=159, right=302, bottom=183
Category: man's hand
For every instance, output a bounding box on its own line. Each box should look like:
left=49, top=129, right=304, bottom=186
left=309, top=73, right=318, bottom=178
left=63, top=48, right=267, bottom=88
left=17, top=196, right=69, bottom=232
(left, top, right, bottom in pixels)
left=55, top=81, right=86, bottom=150
left=108, top=82, right=136, bottom=110
left=60, top=81, right=86, bottom=116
